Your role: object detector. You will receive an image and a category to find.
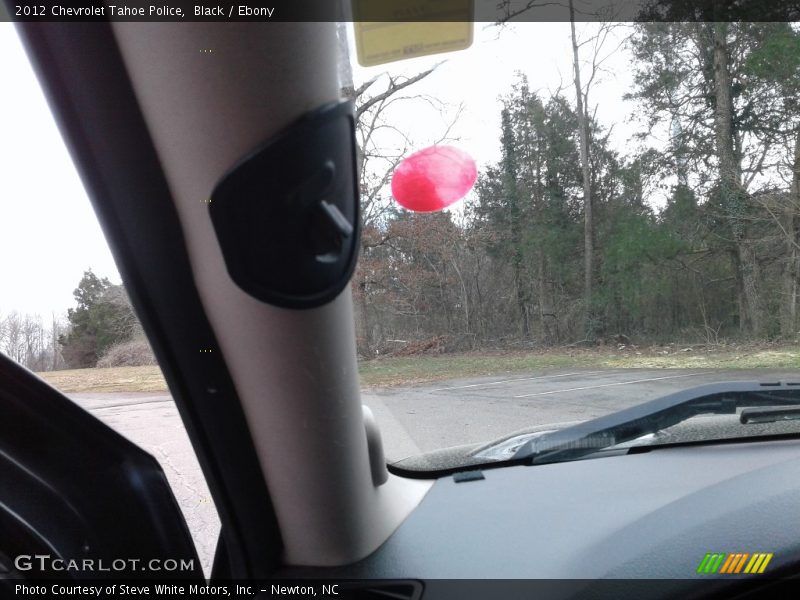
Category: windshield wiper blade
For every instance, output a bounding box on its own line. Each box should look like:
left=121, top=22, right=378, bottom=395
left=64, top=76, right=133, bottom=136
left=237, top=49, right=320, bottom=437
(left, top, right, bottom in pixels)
left=740, top=405, right=800, bottom=424
left=511, top=381, right=800, bottom=465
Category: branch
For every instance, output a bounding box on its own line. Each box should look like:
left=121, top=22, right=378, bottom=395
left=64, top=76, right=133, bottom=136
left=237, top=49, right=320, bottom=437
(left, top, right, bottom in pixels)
left=355, top=63, right=444, bottom=121
left=354, top=75, right=380, bottom=100
left=743, top=142, right=771, bottom=189
left=755, top=195, right=800, bottom=252
left=496, top=0, right=568, bottom=23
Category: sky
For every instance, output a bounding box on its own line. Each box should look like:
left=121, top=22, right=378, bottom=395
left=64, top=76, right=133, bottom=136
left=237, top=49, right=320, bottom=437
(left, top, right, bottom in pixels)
left=0, top=24, right=121, bottom=317
left=0, top=21, right=638, bottom=319
left=351, top=21, right=637, bottom=170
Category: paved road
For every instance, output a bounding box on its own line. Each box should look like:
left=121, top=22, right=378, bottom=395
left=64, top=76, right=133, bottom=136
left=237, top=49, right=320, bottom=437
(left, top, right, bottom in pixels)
left=67, top=367, right=799, bottom=574
left=364, top=368, right=800, bottom=460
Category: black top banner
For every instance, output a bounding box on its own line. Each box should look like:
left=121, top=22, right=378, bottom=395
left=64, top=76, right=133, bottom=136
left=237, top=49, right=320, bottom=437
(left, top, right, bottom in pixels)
left=2, top=0, right=799, bottom=23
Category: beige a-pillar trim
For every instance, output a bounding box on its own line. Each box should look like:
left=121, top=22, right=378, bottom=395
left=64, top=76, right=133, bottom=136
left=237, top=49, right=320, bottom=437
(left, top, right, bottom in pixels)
left=111, top=22, right=432, bottom=566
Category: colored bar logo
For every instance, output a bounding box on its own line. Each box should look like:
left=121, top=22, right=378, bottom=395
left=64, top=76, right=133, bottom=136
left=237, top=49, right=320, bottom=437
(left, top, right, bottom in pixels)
left=697, top=552, right=773, bottom=574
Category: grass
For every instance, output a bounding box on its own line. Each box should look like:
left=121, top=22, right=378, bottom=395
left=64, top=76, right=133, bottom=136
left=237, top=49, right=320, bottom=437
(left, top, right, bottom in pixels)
left=37, top=343, right=799, bottom=393
left=358, top=345, right=800, bottom=387
left=358, top=352, right=594, bottom=387
left=603, top=348, right=800, bottom=370
left=38, top=365, right=168, bottom=393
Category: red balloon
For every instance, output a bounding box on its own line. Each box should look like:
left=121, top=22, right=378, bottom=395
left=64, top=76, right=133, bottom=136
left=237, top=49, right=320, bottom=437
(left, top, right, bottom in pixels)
left=390, top=146, right=477, bottom=212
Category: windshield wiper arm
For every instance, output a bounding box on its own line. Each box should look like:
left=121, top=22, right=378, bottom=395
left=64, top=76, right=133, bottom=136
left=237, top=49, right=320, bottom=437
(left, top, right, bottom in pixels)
left=511, top=381, right=800, bottom=465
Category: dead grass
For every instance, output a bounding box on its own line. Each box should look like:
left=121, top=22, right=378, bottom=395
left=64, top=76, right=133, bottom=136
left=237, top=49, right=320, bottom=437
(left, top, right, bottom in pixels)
left=38, top=365, right=168, bottom=393
left=359, top=344, right=799, bottom=387
left=37, top=343, right=799, bottom=393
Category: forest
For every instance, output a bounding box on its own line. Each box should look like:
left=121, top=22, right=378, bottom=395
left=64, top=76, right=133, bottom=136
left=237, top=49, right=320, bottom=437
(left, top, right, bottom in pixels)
left=350, top=21, right=800, bottom=356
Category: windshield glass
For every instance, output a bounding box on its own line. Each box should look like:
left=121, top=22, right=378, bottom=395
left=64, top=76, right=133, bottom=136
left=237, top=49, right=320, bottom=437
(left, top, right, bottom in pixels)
left=343, top=19, right=800, bottom=468
left=1, top=17, right=798, bottom=479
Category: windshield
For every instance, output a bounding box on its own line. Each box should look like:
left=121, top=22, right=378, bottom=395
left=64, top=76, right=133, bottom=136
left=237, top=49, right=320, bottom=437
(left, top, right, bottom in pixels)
left=1, top=17, right=798, bottom=484
left=344, top=19, right=800, bottom=468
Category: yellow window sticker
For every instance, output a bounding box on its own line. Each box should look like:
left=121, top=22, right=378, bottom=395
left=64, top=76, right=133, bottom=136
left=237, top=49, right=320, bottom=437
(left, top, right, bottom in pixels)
left=352, top=1, right=473, bottom=67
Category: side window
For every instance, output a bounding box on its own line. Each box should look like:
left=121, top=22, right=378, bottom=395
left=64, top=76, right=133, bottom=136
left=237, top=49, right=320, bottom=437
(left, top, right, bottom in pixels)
left=0, top=24, right=219, bottom=575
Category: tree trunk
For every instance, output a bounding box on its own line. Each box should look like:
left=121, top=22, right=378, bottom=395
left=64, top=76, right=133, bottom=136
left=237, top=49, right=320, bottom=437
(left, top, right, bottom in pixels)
left=474, top=268, right=485, bottom=341
left=355, top=279, right=372, bottom=355
left=536, top=253, right=546, bottom=340
left=736, top=242, right=762, bottom=334
left=450, top=257, right=471, bottom=338
left=729, top=249, right=746, bottom=333
left=570, top=0, right=594, bottom=335
left=781, top=132, right=800, bottom=337
left=513, top=249, right=530, bottom=338
left=712, top=22, right=763, bottom=336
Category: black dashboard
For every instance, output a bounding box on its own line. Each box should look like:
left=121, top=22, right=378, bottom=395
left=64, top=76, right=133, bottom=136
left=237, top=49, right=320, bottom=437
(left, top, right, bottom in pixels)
left=284, top=438, right=800, bottom=598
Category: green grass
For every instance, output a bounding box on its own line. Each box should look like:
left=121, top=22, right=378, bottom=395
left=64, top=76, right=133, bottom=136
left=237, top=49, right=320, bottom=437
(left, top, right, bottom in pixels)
left=38, top=344, right=799, bottom=393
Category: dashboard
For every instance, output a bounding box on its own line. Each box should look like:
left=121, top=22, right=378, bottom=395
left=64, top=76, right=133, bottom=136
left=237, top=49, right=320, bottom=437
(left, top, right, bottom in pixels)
left=284, top=438, right=800, bottom=598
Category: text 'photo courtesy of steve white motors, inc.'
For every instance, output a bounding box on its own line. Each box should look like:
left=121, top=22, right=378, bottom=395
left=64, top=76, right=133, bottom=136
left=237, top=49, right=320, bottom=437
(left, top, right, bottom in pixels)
left=13, top=582, right=343, bottom=598
left=15, top=4, right=276, bottom=18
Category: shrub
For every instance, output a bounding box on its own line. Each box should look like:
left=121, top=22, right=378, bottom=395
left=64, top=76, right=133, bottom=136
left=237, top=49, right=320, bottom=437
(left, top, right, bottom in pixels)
left=96, top=336, right=157, bottom=367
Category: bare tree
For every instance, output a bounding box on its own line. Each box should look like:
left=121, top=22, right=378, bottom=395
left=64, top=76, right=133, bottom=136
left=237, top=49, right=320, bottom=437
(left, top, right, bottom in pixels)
left=565, top=6, right=629, bottom=335
left=0, top=310, right=68, bottom=372
left=2, top=311, right=24, bottom=364
left=568, top=0, right=595, bottom=332
left=336, top=24, right=463, bottom=353
left=50, top=312, right=68, bottom=371
left=101, top=285, right=139, bottom=341
left=21, top=314, right=42, bottom=370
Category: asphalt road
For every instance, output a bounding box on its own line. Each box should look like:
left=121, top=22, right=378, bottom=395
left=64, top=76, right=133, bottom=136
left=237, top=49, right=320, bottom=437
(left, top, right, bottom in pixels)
left=67, top=367, right=799, bottom=574
left=363, top=367, right=800, bottom=460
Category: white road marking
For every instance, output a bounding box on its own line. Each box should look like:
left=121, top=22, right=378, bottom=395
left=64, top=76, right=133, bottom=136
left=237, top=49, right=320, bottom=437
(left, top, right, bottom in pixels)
left=429, top=371, right=607, bottom=392
left=513, top=371, right=713, bottom=398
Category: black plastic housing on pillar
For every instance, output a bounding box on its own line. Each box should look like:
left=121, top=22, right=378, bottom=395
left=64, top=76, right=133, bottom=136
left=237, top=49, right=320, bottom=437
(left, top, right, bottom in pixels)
left=209, top=100, right=360, bottom=309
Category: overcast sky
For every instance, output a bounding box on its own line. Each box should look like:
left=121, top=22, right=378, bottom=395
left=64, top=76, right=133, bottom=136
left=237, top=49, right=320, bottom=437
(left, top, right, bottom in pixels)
left=0, top=22, right=636, bottom=319
left=352, top=21, right=636, bottom=168
left=1, top=24, right=120, bottom=317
